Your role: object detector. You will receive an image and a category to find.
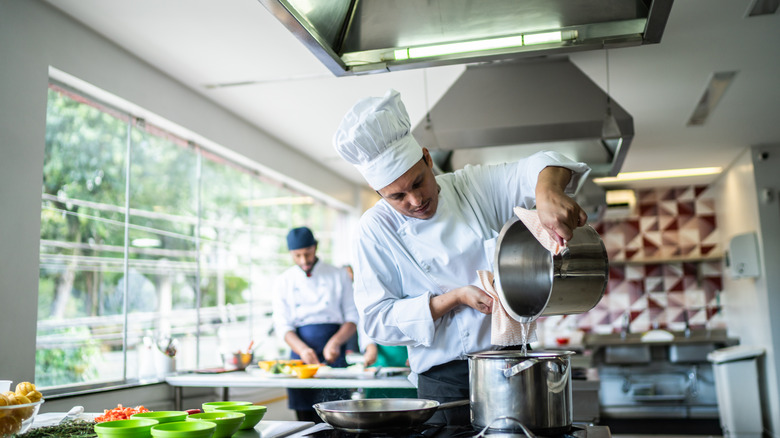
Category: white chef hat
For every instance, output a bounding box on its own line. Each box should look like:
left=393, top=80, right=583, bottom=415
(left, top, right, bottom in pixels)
left=333, top=89, right=424, bottom=190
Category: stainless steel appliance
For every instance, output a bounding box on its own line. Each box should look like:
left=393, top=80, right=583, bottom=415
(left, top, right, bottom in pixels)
left=586, top=329, right=736, bottom=420
left=468, top=350, right=574, bottom=434
left=494, top=217, right=608, bottom=323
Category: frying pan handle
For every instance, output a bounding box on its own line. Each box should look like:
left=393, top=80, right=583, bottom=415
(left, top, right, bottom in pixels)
left=436, top=399, right=469, bottom=410
left=475, top=416, right=537, bottom=438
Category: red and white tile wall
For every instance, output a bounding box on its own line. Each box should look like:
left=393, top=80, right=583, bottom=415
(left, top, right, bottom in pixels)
left=573, top=185, right=726, bottom=334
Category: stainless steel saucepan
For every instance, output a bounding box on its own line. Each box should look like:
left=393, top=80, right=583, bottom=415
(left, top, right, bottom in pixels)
left=494, top=216, right=608, bottom=323
left=313, top=398, right=469, bottom=432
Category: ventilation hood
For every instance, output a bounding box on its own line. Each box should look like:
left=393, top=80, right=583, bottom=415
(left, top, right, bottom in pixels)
left=411, top=57, right=633, bottom=178
left=257, top=0, right=673, bottom=75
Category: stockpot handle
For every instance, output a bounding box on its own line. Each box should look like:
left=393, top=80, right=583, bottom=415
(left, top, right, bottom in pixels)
left=475, top=416, right=537, bottom=438
left=503, top=358, right=539, bottom=378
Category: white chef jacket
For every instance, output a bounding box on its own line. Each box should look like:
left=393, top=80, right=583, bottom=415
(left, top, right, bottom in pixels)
left=272, top=260, right=359, bottom=338
left=352, top=151, right=590, bottom=382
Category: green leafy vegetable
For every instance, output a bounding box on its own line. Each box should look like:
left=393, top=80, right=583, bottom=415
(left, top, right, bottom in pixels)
left=14, top=420, right=96, bottom=437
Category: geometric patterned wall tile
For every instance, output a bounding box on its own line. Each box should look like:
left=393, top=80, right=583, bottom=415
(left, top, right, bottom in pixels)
left=570, top=185, right=725, bottom=334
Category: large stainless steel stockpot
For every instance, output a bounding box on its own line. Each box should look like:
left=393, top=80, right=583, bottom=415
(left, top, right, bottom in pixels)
left=494, top=216, right=608, bottom=323
left=468, top=350, right=574, bottom=434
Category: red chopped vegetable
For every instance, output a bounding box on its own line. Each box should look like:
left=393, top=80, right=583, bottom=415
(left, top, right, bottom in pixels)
left=185, top=409, right=202, bottom=415
left=94, top=404, right=150, bottom=423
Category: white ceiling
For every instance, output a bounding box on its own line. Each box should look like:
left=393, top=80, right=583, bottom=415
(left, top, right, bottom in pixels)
left=44, top=0, right=780, bottom=190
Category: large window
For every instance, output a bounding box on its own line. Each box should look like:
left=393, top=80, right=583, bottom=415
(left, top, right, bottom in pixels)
left=38, top=83, right=348, bottom=390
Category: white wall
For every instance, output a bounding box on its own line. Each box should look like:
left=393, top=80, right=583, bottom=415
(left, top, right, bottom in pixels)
left=0, top=0, right=361, bottom=405
left=712, top=144, right=780, bottom=436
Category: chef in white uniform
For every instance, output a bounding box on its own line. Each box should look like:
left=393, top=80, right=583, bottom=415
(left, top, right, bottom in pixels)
left=272, top=226, right=359, bottom=422
left=333, top=89, right=591, bottom=425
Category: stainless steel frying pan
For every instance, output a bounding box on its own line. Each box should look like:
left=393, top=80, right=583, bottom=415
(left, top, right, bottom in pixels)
left=313, top=398, right=469, bottom=432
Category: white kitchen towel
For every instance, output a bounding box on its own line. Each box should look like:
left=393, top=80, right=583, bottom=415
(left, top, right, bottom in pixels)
left=479, top=207, right=563, bottom=345
left=513, top=206, right=565, bottom=255
left=479, top=270, right=536, bottom=346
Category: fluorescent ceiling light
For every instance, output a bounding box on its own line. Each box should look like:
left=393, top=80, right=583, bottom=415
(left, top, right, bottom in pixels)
left=399, top=35, right=525, bottom=60
left=606, top=189, right=636, bottom=206
left=687, top=71, right=737, bottom=126
left=593, top=167, right=722, bottom=184
left=523, top=31, right=562, bottom=45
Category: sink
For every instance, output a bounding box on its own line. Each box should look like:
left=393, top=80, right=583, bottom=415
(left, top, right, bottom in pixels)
left=668, top=343, right=717, bottom=363
left=604, top=344, right=651, bottom=364
left=585, top=329, right=731, bottom=347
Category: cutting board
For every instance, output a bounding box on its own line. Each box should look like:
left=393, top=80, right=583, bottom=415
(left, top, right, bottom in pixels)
left=249, top=420, right=314, bottom=437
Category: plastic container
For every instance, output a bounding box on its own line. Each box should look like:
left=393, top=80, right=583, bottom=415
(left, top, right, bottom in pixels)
left=94, top=418, right=159, bottom=438
left=187, top=411, right=244, bottom=438
left=214, top=405, right=267, bottom=430
left=201, top=401, right=252, bottom=412
left=707, top=345, right=765, bottom=438
left=131, top=411, right=188, bottom=424
left=150, top=421, right=216, bottom=438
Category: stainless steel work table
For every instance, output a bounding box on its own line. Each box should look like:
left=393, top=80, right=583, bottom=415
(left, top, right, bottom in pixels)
left=165, top=371, right=414, bottom=411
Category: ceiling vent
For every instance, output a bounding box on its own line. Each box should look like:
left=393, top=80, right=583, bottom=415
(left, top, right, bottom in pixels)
left=412, top=57, right=633, bottom=178
left=258, top=0, right=674, bottom=76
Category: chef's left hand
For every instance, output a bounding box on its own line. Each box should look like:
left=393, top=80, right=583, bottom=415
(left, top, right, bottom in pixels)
left=535, top=167, right=588, bottom=246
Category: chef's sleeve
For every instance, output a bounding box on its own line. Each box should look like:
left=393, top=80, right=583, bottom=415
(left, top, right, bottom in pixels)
left=339, top=268, right=360, bottom=326
left=271, top=275, right=295, bottom=340
left=353, top=230, right=436, bottom=348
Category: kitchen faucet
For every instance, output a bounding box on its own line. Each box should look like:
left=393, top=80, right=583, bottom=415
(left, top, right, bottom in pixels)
left=683, top=310, right=691, bottom=338
left=621, top=312, right=631, bottom=340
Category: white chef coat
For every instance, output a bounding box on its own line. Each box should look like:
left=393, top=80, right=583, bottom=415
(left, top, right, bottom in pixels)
left=272, top=260, right=359, bottom=338
left=352, top=151, right=590, bottom=382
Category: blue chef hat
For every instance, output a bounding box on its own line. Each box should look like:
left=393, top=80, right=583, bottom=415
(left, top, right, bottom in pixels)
left=286, top=227, right=317, bottom=251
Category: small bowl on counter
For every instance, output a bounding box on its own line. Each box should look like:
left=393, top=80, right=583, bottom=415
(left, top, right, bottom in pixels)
left=201, top=401, right=253, bottom=412
left=187, top=412, right=244, bottom=438
left=131, top=411, right=188, bottom=424
left=213, top=405, right=267, bottom=430
left=0, top=400, right=45, bottom=437
left=94, top=418, right=159, bottom=438
left=291, top=364, right=321, bottom=379
left=150, top=421, right=215, bottom=438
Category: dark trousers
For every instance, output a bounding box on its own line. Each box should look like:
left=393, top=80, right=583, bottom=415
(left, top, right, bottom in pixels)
left=416, top=359, right=470, bottom=426
left=288, top=324, right=351, bottom=414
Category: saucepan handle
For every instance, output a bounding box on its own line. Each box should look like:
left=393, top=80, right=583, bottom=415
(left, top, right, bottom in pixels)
left=475, top=416, right=537, bottom=438
left=503, top=358, right=539, bottom=378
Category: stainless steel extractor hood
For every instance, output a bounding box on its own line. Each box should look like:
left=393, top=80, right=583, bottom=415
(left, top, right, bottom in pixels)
left=257, top=0, right=673, bottom=75
left=411, top=57, right=633, bottom=178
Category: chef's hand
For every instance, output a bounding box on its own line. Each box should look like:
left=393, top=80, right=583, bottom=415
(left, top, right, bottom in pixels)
left=299, top=347, right=320, bottom=365
left=535, top=166, right=588, bottom=246
left=322, top=339, right=342, bottom=364
left=430, top=286, right=492, bottom=320
left=363, top=343, right=378, bottom=367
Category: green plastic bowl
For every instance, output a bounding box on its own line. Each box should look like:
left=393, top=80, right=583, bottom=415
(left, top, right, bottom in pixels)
left=151, top=421, right=216, bottom=438
left=94, top=418, right=159, bottom=438
left=201, top=401, right=252, bottom=412
left=187, top=412, right=244, bottom=438
left=131, top=411, right=188, bottom=424
left=213, top=405, right=267, bottom=430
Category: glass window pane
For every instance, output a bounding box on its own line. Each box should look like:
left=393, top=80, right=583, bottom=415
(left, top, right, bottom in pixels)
left=39, top=81, right=352, bottom=390
left=126, top=125, right=198, bottom=378
left=199, top=155, right=254, bottom=368
left=38, top=86, right=129, bottom=387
